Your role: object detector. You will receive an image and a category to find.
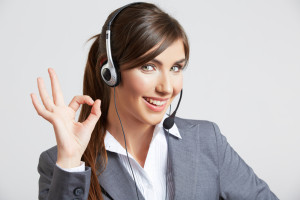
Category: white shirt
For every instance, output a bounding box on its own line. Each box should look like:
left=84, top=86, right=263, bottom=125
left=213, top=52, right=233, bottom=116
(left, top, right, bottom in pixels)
left=105, top=114, right=181, bottom=200
left=57, top=114, right=181, bottom=200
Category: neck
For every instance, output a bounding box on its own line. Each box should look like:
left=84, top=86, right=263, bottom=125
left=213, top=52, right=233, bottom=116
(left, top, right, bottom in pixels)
left=106, top=97, right=155, bottom=168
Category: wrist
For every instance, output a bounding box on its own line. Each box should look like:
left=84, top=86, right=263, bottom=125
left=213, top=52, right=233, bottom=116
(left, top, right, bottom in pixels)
left=56, top=158, right=81, bottom=169
left=57, top=154, right=82, bottom=169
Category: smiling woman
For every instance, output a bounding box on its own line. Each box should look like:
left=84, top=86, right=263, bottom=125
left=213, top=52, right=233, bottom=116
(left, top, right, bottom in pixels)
left=31, top=2, right=279, bottom=200
left=113, top=39, right=184, bottom=126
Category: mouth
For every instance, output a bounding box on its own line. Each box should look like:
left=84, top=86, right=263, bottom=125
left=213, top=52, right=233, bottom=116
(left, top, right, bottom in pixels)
left=143, top=97, right=168, bottom=112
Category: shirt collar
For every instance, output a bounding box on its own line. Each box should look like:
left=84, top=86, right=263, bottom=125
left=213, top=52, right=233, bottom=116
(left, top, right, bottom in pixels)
left=157, top=113, right=182, bottom=139
left=104, top=114, right=182, bottom=154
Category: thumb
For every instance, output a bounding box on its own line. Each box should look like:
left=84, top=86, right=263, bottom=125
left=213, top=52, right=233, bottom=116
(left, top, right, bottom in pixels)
left=82, top=99, right=101, bottom=128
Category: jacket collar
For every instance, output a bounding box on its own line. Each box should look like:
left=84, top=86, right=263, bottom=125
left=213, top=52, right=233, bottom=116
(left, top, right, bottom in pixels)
left=98, top=117, right=196, bottom=199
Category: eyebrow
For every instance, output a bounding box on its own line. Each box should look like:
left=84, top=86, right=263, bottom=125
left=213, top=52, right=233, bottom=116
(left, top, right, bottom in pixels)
left=151, top=58, right=186, bottom=65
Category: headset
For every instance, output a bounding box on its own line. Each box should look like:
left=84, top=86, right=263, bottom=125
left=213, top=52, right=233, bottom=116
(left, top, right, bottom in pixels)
left=100, top=2, right=183, bottom=200
left=100, top=2, right=143, bottom=87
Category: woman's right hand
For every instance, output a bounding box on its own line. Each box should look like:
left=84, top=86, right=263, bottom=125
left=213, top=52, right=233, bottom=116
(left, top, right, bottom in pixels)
left=30, top=68, right=101, bottom=168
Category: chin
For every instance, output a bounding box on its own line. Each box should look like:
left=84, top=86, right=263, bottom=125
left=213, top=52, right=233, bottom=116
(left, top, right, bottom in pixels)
left=143, top=111, right=166, bottom=126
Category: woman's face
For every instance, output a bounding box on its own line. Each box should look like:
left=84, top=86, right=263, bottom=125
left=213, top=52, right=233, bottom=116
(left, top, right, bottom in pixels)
left=115, top=39, right=185, bottom=126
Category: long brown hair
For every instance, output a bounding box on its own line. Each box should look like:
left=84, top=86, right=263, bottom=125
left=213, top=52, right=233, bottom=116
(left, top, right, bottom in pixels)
left=78, top=2, right=190, bottom=200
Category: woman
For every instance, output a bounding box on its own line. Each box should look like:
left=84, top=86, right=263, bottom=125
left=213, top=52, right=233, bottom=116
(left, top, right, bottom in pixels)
left=31, top=2, right=279, bottom=200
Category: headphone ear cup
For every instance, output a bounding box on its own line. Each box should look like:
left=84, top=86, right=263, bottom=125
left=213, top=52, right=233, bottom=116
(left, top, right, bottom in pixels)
left=100, top=61, right=111, bottom=83
left=100, top=60, right=121, bottom=87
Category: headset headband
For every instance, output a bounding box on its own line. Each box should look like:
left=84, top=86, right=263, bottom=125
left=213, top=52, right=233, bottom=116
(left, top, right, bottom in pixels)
left=101, top=2, right=143, bottom=87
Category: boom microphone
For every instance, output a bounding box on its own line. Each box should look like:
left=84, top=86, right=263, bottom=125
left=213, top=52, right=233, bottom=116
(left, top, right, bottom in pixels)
left=163, top=89, right=183, bottom=129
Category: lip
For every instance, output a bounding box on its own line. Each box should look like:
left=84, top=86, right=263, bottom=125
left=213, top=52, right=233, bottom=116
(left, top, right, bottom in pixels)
left=143, top=97, right=168, bottom=112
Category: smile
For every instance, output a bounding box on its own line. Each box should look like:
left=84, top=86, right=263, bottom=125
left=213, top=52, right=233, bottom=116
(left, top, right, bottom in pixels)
left=143, top=97, right=168, bottom=112
left=144, top=97, right=167, bottom=106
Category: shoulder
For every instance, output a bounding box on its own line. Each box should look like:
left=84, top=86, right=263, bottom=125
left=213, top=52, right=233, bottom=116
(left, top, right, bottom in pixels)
left=173, top=117, right=224, bottom=167
left=173, top=116, right=225, bottom=150
left=174, top=116, right=231, bottom=156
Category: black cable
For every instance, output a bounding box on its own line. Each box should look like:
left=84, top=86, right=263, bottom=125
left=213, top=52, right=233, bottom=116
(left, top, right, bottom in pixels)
left=113, top=86, right=140, bottom=200
left=165, top=104, right=171, bottom=200
left=100, top=186, right=113, bottom=200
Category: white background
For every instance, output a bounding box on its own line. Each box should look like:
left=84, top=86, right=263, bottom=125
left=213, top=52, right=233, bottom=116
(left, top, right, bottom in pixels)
left=0, top=0, right=299, bottom=199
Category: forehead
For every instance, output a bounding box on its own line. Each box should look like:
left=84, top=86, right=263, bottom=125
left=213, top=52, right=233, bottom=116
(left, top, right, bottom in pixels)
left=154, top=39, right=185, bottom=62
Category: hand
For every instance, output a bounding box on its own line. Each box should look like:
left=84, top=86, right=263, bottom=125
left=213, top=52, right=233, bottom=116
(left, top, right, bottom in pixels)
left=30, top=68, right=101, bottom=168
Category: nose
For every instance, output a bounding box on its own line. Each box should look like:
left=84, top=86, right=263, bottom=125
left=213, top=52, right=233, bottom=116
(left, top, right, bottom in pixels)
left=156, top=72, right=172, bottom=95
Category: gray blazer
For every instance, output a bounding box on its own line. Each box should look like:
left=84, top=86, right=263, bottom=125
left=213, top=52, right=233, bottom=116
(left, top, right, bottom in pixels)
left=38, top=117, right=279, bottom=200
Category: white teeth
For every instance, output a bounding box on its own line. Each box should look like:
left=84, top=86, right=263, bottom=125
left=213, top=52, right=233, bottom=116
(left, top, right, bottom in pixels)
left=145, top=98, right=167, bottom=106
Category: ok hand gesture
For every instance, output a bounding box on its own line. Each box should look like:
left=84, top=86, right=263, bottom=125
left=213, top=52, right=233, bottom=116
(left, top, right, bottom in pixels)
left=30, top=68, right=101, bottom=168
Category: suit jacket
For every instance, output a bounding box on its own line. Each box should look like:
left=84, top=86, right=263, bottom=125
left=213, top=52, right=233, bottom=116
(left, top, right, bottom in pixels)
left=38, top=117, right=279, bottom=200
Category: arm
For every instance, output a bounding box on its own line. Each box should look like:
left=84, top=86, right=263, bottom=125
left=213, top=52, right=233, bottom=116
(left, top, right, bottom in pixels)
left=38, top=149, right=91, bottom=200
left=212, top=122, right=279, bottom=200
left=31, top=68, right=101, bottom=199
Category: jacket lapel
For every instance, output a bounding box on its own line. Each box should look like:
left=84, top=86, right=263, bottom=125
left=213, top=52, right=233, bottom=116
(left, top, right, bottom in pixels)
left=166, top=119, right=199, bottom=199
left=98, top=151, right=145, bottom=200
left=98, top=118, right=197, bottom=200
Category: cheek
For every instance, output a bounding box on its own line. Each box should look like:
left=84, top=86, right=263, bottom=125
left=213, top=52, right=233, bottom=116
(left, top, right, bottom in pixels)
left=172, top=75, right=183, bottom=96
left=123, top=71, right=154, bottom=96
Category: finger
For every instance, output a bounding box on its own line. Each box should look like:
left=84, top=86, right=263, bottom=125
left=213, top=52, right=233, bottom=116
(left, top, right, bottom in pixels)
left=30, top=93, right=52, bottom=122
left=82, top=99, right=101, bottom=128
left=48, top=68, right=65, bottom=106
left=37, top=77, right=55, bottom=111
left=68, top=95, right=94, bottom=112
